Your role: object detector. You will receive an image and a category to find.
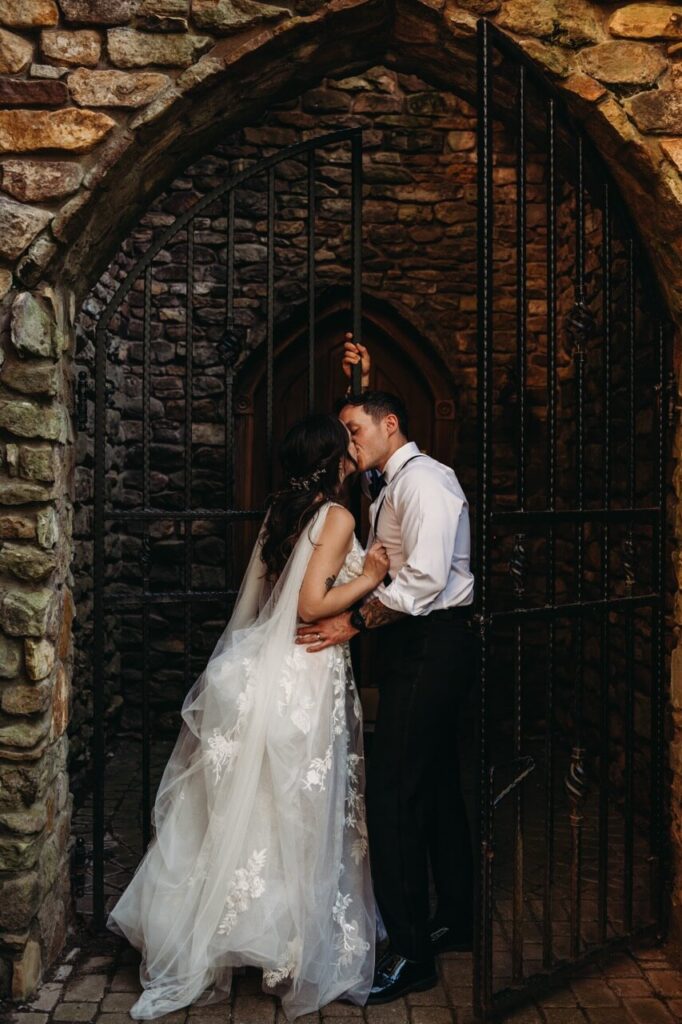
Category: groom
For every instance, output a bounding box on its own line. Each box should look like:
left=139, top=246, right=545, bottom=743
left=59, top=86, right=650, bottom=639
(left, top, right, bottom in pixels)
left=295, top=338, right=476, bottom=1003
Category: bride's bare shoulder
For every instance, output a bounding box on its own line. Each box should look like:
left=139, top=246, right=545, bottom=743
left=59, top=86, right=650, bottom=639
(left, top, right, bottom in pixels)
left=321, top=503, right=355, bottom=537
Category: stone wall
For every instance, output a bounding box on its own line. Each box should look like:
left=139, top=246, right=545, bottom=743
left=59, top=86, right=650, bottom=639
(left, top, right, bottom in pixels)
left=1, top=0, right=682, bottom=1000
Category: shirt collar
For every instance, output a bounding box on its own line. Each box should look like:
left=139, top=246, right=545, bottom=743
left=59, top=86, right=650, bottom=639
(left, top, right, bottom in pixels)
left=381, top=440, right=421, bottom=485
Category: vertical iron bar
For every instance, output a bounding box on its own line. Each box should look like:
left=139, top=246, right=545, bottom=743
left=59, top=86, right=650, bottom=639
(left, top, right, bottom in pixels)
left=569, top=136, right=586, bottom=962
left=225, top=188, right=236, bottom=589
left=542, top=95, right=557, bottom=972
left=598, top=183, right=612, bottom=946
left=266, top=166, right=275, bottom=487
left=141, top=265, right=152, bottom=850
left=475, top=18, right=494, bottom=1018
left=93, top=325, right=107, bottom=929
left=184, top=222, right=194, bottom=750
left=651, top=319, right=667, bottom=934
left=308, top=147, right=316, bottom=412
left=351, top=131, right=363, bottom=395
left=623, top=238, right=636, bottom=933
left=516, top=63, right=527, bottom=513
left=512, top=60, right=526, bottom=985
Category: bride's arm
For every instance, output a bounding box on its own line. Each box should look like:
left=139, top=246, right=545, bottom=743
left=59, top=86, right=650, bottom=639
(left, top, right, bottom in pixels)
left=297, top=506, right=387, bottom=623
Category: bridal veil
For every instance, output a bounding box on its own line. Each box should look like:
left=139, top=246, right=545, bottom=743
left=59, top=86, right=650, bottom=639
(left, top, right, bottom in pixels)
left=106, top=500, right=376, bottom=1019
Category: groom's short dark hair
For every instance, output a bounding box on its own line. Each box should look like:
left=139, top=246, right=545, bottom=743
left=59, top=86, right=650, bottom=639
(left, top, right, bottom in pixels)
left=336, top=390, right=409, bottom=438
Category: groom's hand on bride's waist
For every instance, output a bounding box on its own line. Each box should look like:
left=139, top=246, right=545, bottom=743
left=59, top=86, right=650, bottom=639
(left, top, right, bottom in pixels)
left=296, top=612, right=357, bottom=652
left=296, top=598, right=407, bottom=652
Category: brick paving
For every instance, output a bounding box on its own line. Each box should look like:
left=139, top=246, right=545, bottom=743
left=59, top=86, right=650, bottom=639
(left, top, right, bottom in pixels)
left=3, top=927, right=682, bottom=1024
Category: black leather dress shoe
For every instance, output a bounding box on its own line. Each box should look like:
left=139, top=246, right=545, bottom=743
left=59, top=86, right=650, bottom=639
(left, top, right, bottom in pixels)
left=366, top=949, right=438, bottom=1004
left=429, top=923, right=473, bottom=954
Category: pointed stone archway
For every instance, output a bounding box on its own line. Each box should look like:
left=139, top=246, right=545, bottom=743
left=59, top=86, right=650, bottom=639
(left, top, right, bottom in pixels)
left=2, top=0, right=682, bottom=1004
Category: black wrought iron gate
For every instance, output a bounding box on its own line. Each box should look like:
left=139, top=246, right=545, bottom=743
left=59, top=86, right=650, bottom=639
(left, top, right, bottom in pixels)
left=83, top=30, right=672, bottom=1020
left=474, top=19, right=670, bottom=1019
left=90, top=127, right=364, bottom=928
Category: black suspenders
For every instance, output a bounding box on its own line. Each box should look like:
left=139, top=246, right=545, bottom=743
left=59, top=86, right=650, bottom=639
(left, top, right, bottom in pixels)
left=372, top=454, right=424, bottom=538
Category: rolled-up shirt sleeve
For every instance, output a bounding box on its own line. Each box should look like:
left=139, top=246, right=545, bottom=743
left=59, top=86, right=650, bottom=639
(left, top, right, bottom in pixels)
left=377, top=473, right=463, bottom=616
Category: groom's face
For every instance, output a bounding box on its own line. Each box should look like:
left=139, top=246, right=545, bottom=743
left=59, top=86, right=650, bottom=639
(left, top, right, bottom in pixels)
left=338, top=405, right=390, bottom=472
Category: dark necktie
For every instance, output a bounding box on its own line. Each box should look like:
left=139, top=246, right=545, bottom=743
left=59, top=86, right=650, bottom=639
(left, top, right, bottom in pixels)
left=368, top=469, right=385, bottom=501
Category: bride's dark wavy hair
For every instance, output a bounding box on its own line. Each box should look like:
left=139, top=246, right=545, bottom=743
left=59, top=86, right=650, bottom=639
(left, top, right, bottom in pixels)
left=260, top=413, right=353, bottom=582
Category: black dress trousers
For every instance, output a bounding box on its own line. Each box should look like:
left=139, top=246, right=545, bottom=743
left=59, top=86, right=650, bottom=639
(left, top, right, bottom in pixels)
left=365, top=611, right=476, bottom=961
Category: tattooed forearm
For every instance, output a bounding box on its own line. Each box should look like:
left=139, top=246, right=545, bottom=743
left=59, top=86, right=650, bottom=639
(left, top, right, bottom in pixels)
left=360, top=597, right=407, bottom=629
left=325, top=575, right=337, bottom=593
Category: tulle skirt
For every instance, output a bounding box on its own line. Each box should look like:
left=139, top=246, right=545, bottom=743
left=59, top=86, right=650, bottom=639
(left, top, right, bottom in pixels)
left=106, top=637, right=376, bottom=1020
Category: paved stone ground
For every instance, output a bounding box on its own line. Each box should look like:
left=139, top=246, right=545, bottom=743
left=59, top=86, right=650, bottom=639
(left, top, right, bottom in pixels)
left=3, top=926, right=682, bottom=1024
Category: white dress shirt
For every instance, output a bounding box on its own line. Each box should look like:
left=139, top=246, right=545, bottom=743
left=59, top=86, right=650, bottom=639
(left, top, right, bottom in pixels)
left=363, top=441, right=474, bottom=616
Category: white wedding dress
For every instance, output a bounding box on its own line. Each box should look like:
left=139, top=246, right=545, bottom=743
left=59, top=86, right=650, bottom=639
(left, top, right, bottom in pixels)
left=106, top=501, right=376, bottom=1020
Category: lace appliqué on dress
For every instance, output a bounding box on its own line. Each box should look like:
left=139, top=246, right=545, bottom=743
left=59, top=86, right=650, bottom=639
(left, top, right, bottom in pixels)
left=217, top=848, right=268, bottom=935
left=206, top=656, right=257, bottom=784
left=332, top=891, right=370, bottom=969
left=263, top=937, right=302, bottom=988
left=278, top=647, right=315, bottom=735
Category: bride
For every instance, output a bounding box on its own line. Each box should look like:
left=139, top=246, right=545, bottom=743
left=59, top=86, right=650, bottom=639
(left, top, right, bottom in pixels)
left=106, top=413, right=389, bottom=1020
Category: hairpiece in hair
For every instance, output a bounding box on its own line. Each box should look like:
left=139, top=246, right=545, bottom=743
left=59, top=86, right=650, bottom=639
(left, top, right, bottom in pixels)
left=288, top=465, right=326, bottom=491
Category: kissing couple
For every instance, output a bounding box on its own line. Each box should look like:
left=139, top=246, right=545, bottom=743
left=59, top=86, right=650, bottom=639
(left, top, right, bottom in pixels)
left=107, top=337, right=476, bottom=1020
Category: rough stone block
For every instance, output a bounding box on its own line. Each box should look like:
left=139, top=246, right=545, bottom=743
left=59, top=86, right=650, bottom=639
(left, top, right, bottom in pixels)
left=0, top=400, right=68, bottom=442
left=0, top=805, right=47, bottom=834
left=0, top=586, right=55, bottom=637
left=10, top=937, right=42, bottom=1001
left=11, top=292, right=58, bottom=360
left=0, top=29, right=33, bottom=74
left=67, top=68, right=170, bottom=107
left=0, top=513, right=35, bottom=540
left=0, top=79, right=67, bottom=105
left=0, top=632, right=22, bottom=678
left=0, top=357, right=60, bottom=397
left=610, top=4, right=682, bottom=41
left=662, top=140, right=682, bottom=177
left=1, top=683, right=51, bottom=716
left=139, top=0, right=188, bottom=14
left=0, top=480, right=54, bottom=505
left=40, top=29, right=102, bottom=67
left=107, top=27, right=211, bottom=67
left=0, top=542, right=57, bottom=582
left=36, top=507, right=58, bottom=550
left=0, top=109, right=115, bottom=154
left=29, top=62, right=67, bottom=78
left=192, top=0, right=290, bottom=34
left=630, top=89, right=682, bottom=133
left=51, top=662, right=69, bottom=738
left=17, top=445, right=56, bottom=483
left=0, top=1, right=58, bottom=28
left=25, top=637, right=55, bottom=681
left=0, top=830, right=42, bottom=870
left=60, top=0, right=135, bottom=23
left=578, top=41, right=667, bottom=85
left=0, top=871, right=40, bottom=931
left=0, top=198, right=52, bottom=261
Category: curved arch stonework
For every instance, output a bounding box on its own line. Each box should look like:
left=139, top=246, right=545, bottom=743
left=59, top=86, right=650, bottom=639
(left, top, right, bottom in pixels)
left=1, top=0, right=682, bottom=999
